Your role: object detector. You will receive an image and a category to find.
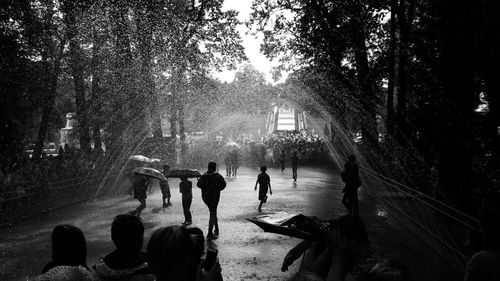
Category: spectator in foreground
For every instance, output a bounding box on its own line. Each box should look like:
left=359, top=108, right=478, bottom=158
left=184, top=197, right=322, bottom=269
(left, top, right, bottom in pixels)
left=197, top=161, right=226, bottom=240
left=147, top=225, right=221, bottom=281
left=366, top=259, right=414, bottom=281
left=42, top=224, right=88, bottom=273
left=464, top=210, right=500, bottom=281
left=282, top=215, right=371, bottom=281
left=93, top=214, right=153, bottom=281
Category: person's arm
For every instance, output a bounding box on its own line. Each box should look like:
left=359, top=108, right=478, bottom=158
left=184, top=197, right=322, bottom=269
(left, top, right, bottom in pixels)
left=281, top=240, right=312, bottom=272
left=197, top=176, right=204, bottom=189
left=268, top=182, right=272, bottom=195
left=255, top=178, right=258, bottom=191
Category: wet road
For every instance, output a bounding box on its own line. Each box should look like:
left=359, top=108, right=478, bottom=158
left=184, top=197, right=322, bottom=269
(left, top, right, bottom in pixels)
left=0, top=166, right=458, bottom=280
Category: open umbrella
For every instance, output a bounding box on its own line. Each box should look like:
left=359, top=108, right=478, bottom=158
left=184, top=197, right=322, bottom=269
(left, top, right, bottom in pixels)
left=167, top=169, right=201, bottom=178
left=129, top=155, right=151, bottom=163
left=133, top=167, right=167, bottom=181
left=225, top=142, right=240, bottom=152
left=247, top=212, right=327, bottom=241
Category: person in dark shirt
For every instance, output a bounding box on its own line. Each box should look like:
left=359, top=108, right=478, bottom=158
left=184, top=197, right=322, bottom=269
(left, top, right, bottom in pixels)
left=341, top=155, right=362, bottom=216
left=291, top=151, right=299, bottom=183
left=131, top=174, right=151, bottom=218
left=160, top=164, right=171, bottom=208
left=197, top=161, right=226, bottom=240
left=254, top=165, right=272, bottom=212
left=180, top=176, right=193, bottom=225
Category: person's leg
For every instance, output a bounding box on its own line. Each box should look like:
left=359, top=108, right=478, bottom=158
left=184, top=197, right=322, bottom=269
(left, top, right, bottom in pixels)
left=186, top=197, right=192, bottom=223
left=351, top=192, right=359, bottom=216
left=136, top=198, right=146, bottom=217
left=341, top=192, right=351, bottom=214
left=258, top=200, right=264, bottom=212
left=213, top=207, right=219, bottom=237
left=293, top=167, right=297, bottom=181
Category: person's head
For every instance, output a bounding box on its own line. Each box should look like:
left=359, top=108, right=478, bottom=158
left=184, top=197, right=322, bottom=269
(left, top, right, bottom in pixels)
left=163, top=164, right=170, bottom=171
left=330, top=215, right=370, bottom=261
left=260, top=165, right=267, bottom=172
left=147, top=226, right=205, bottom=281
left=180, top=176, right=188, bottom=182
left=293, top=151, right=297, bottom=156
left=348, top=154, right=356, bottom=163
left=208, top=161, right=216, bottom=172
left=367, top=259, right=414, bottom=281
left=50, top=225, right=87, bottom=269
left=479, top=210, right=500, bottom=250
left=111, top=214, right=144, bottom=251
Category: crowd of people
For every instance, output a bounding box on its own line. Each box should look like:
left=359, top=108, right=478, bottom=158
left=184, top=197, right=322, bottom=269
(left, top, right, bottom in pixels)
left=0, top=145, right=103, bottom=202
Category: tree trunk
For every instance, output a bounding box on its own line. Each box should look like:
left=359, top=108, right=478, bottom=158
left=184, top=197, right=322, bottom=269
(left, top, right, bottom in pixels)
left=90, top=27, right=103, bottom=151
left=349, top=1, right=378, bottom=145
left=396, top=0, right=416, bottom=132
left=438, top=0, right=477, bottom=212
left=386, top=0, right=398, bottom=131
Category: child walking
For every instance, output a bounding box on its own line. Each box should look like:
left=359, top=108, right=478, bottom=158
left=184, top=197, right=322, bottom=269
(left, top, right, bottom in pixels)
left=180, top=176, right=193, bottom=225
left=254, top=165, right=272, bottom=212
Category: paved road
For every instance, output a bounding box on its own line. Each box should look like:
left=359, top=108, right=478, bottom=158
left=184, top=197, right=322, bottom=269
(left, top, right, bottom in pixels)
left=0, top=165, right=459, bottom=281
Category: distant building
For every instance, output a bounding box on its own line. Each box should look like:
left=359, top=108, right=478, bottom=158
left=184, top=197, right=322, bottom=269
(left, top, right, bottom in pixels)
left=266, top=102, right=308, bottom=134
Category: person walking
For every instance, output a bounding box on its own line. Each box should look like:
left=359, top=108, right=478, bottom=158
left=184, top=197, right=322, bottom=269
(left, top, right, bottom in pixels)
left=180, top=176, right=193, bottom=225
left=254, top=165, right=272, bottom=212
left=197, top=161, right=226, bottom=240
left=291, top=151, right=299, bottom=183
left=160, top=164, right=171, bottom=208
left=341, top=155, right=362, bottom=216
left=130, top=174, right=151, bottom=218
left=280, top=149, right=286, bottom=172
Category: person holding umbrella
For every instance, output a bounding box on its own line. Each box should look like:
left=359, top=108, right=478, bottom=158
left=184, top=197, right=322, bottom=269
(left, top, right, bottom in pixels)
left=160, top=164, right=171, bottom=208
left=130, top=173, right=151, bottom=218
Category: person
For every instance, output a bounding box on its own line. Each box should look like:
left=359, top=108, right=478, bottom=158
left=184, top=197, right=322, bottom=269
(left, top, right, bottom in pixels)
left=366, top=259, right=414, bottom=281
left=224, top=153, right=232, bottom=178
left=280, top=149, right=286, bottom=172
left=131, top=173, right=151, bottom=218
left=464, top=210, right=500, bottom=281
left=147, top=225, right=221, bottom=281
left=93, top=215, right=154, bottom=281
left=180, top=176, right=193, bottom=225
left=197, top=161, right=226, bottom=240
left=42, top=225, right=88, bottom=274
left=291, top=151, right=299, bottom=182
left=160, top=164, right=172, bottom=208
left=281, top=215, right=371, bottom=281
left=254, top=165, right=272, bottom=212
left=230, top=150, right=239, bottom=178
left=341, top=155, right=361, bottom=216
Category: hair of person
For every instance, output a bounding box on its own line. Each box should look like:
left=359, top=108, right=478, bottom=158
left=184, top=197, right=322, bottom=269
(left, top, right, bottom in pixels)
left=331, top=215, right=370, bottom=246
left=260, top=165, right=267, bottom=172
left=163, top=164, right=170, bottom=170
left=479, top=209, right=500, bottom=249
left=180, top=176, right=187, bottom=181
left=50, top=224, right=87, bottom=269
left=367, top=259, right=414, bottom=281
left=208, top=161, right=216, bottom=172
left=111, top=214, right=144, bottom=251
left=147, top=226, right=202, bottom=278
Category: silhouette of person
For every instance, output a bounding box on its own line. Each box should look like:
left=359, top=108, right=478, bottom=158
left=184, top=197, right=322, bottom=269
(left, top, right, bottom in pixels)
left=160, top=164, right=171, bottom=208
left=341, top=155, right=361, bottom=216
left=131, top=174, right=151, bottom=218
left=254, top=165, right=272, bottom=212
left=197, top=161, right=226, bottom=240
left=291, top=151, right=299, bottom=182
left=180, top=176, right=193, bottom=225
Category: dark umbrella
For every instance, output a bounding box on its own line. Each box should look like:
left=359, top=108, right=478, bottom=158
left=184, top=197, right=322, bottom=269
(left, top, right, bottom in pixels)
left=246, top=212, right=322, bottom=241
left=133, top=167, right=167, bottom=181
left=167, top=169, right=202, bottom=178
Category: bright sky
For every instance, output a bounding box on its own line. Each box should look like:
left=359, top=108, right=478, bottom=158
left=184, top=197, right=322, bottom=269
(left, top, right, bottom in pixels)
left=212, top=0, right=288, bottom=84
